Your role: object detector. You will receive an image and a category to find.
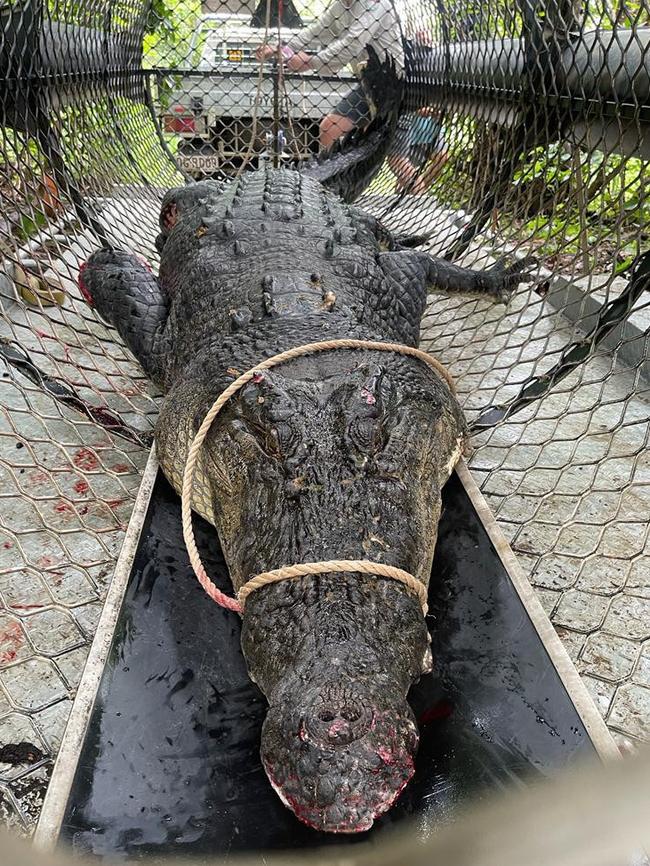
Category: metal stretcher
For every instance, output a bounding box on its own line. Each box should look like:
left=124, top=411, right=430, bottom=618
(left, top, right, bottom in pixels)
left=35, top=458, right=617, bottom=859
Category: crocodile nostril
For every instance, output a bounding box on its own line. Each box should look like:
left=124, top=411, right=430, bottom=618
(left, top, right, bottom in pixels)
left=307, top=700, right=371, bottom=746
left=342, top=708, right=360, bottom=722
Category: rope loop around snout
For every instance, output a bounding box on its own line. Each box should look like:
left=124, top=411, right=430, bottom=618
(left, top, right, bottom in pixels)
left=180, top=339, right=456, bottom=615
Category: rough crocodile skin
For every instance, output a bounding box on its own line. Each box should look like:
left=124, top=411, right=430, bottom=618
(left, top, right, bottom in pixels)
left=79, top=167, right=534, bottom=833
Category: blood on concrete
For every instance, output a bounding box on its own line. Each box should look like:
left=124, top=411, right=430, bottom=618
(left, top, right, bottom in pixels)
left=0, top=621, right=25, bottom=664
left=72, top=448, right=99, bottom=472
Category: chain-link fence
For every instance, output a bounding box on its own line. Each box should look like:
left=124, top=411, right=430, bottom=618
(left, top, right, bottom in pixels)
left=0, top=0, right=649, bottom=838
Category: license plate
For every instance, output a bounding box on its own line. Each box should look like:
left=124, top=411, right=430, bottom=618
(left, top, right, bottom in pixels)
left=227, top=48, right=243, bottom=62
left=178, top=153, right=220, bottom=172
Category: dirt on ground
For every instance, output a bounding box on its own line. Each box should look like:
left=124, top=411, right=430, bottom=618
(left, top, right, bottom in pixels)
left=0, top=742, right=52, bottom=836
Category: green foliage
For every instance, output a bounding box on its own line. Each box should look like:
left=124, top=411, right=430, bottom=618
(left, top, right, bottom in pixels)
left=15, top=210, right=49, bottom=242
left=146, top=0, right=179, bottom=34
left=50, top=97, right=182, bottom=189
left=47, top=0, right=142, bottom=30
left=517, top=151, right=646, bottom=270
left=584, top=0, right=650, bottom=28
left=142, top=0, right=202, bottom=69
left=412, top=101, right=650, bottom=274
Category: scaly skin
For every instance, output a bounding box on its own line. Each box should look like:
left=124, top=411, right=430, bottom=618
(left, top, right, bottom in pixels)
left=79, top=167, right=535, bottom=833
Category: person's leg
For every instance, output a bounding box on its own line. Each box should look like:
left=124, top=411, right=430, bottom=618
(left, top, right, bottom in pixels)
left=320, top=85, right=371, bottom=151
left=396, top=144, right=428, bottom=194
left=387, top=116, right=419, bottom=190
left=387, top=153, right=418, bottom=190
left=319, top=113, right=356, bottom=150
left=412, top=149, right=449, bottom=194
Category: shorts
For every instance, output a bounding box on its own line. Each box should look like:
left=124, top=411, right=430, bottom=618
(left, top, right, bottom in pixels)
left=393, top=114, right=446, bottom=166
left=332, top=85, right=373, bottom=127
left=397, top=115, right=412, bottom=134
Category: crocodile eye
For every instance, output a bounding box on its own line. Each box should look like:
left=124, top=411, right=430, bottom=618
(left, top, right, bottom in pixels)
left=348, top=416, right=384, bottom=454
left=265, top=420, right=298, bottom=458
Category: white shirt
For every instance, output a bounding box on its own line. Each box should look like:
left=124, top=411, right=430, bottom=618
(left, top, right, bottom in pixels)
left=286, top=0, right=404, bottom=76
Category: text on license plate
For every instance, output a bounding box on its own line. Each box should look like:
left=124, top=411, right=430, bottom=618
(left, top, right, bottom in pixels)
left=178, top=153, right=220, bottom=172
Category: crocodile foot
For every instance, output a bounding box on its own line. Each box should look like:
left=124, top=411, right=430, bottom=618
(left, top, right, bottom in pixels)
left=481, top=256, right=538, bottom=303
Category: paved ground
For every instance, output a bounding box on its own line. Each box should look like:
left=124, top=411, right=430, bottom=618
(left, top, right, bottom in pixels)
left=411, top=235, right=650, bottom=752
left=0, top=196, right=161, bottom=833
left=0, top=187, right=648, bottom=835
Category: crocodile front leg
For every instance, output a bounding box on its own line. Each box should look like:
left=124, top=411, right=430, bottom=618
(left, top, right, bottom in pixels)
left=424, top=253, right=538, bottom=302
left=380, top=250, right=537, bottom=304
left=79, top=249, right=169, bottom=383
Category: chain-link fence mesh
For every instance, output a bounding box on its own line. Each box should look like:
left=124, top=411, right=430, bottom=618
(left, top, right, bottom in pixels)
left=0, top=0, right=649, bottom=838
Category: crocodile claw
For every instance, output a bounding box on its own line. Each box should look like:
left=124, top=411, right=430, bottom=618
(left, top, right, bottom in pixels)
left=485, top=255, right=539, bottom=303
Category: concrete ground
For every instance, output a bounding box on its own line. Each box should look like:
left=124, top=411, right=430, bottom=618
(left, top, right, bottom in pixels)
left=420, top=282, right=649, bottom=750
left=0, top=195, right=161, bottom=833
left=0, top=186, right=648, bottom=835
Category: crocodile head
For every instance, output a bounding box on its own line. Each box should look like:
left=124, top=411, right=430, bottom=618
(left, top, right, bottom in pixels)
left=204, top=354, right=465, bottom=832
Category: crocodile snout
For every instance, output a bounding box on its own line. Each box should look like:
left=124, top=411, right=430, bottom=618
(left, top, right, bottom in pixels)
left=261, top=677, right=419, bottom=833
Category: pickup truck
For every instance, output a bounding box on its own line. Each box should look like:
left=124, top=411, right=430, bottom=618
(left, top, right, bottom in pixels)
left=160, top=10, right=356, bottom=175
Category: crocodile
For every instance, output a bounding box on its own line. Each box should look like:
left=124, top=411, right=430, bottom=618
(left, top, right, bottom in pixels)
left=79, top=168, right=535, bottom=834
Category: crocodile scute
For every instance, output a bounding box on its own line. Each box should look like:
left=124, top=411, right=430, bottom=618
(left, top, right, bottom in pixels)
left=79, top=167, right=535, bottom=833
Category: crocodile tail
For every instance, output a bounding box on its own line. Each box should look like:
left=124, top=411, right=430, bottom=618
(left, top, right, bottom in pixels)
left=302, top=47, right=404, bottom=202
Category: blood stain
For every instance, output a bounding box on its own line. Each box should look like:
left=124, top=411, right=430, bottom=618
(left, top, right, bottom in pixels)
left=0, top=622, right=24, bottom=664
left=73, top=448, right=99, bottom=471
left=36, top=556, right=54, bottom=568
left=376, top=746, right=397, bottom=765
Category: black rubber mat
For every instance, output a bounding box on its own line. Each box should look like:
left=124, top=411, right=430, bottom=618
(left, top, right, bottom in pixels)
left=59, top=472, right=594, bottom=860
